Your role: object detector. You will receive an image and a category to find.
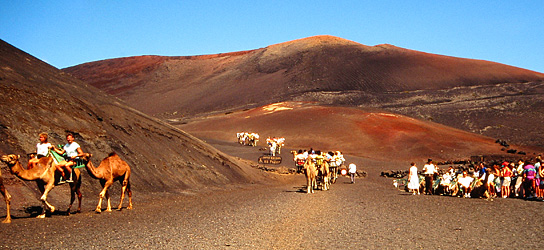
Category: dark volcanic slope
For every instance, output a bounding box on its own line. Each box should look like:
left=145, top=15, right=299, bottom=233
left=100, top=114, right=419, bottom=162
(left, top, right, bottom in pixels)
left=64, top=35, right=544, bottom=146
left=0, top=39, right=268, bottom=207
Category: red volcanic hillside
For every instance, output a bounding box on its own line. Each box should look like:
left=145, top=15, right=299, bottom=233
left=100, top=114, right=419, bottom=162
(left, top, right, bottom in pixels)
left=64, top=35, right=544, bottom=117
left=177, top=102, right=532, bottom=162
left=64, top=35, right=544, bottom=148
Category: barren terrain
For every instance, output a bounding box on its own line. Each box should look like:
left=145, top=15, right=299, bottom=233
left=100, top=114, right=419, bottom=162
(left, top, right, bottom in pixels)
left=1, top=36, right=544, bottom=249
left=64, top=35, right=544, bottom=146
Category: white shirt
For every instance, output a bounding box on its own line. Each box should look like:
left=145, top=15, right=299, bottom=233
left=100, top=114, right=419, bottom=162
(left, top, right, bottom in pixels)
left=348, top=163, right=357, bottom=174
left=64, top=142, right=81, bottom=158
left=458, top=175, right=474, bottom=188
left=36, top=142, right=51, bottom=156
left=423, top=164, right=437, bottom=175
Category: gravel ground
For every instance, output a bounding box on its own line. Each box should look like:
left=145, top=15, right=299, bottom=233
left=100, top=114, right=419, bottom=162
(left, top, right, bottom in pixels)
left=1, top=140, right=543, bottom=249
left=1, top=171, right=543, bottom=249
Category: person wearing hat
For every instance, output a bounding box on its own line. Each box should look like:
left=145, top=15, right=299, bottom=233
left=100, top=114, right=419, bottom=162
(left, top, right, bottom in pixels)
left=422, top=159, right=437, bottom=195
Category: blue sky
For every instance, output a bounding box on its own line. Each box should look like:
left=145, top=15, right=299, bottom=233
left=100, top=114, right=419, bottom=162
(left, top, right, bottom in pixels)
left=1, top=1, right=543, bottom=72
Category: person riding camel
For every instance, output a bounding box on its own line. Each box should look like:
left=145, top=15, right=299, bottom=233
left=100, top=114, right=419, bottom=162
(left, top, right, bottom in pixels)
left=51, top=133, right=85, bottom=183
left=314, top=151, right=324, bottom=168
left=28, top=132, right=52, bottom=169
left=294, top=150, right=307, bottom=173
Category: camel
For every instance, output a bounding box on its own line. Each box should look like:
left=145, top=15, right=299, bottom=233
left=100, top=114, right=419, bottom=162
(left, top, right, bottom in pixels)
left=1, top=170, right=11, bottom=223
left=84, top=152, right=132, bottom=213
left=0, top=154, right=82, bottom=219
left=317, top=161, right=331, bottom=191
left=303, top=158, right=317, bottom=193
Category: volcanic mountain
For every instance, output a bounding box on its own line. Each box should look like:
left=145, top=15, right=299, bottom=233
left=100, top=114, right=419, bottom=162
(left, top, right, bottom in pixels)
left=0, top=39, right=269, bottom=206
left=64, top=35, right=544, bottom=147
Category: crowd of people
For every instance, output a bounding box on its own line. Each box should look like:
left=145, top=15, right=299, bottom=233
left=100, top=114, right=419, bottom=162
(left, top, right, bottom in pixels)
left=407, top=158, right=544, bottom=200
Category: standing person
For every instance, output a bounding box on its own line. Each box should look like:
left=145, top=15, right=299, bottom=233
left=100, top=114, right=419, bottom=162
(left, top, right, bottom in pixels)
left=407, top=162, right=420, bottom=195
left=501, top=162, right=513, bottom=198
left=514, top=159, right=525, bottom=197
left=28, top=132, right=52, bottom=169
left=422, top=159, right=437, bottom=195
left=348, top=163, right=357, bottom=184
left=52, top=133, right=85, bottom=183
left=539, top=161, right=544, bottom=200
left=534, top=158, right=541, bottom=199
left=523, top=161, right=537, bottom=199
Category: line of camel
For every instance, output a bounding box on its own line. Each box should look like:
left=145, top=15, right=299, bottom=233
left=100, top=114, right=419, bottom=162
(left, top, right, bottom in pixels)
left=0, top=152, right=132, bottom=223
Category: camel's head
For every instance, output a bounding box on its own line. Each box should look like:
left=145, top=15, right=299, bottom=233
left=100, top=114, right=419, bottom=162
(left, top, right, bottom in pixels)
left=0, top=154, right=19, bottom=165
left=80, top=153, right=92, bottom=162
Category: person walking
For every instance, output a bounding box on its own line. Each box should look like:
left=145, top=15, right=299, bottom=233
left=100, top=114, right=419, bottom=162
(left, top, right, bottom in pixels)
left=348, top=163, right=357, bottom=184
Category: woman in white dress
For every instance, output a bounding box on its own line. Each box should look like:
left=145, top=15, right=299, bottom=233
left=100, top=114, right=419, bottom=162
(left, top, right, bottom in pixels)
left=408, top=162, right=420, bottom=195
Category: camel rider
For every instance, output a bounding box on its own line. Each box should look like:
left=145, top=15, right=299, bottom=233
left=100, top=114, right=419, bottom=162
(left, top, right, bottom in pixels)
left=314, top=151, right=324, bottom=167
left=28, top=132, right=52, bottom=169
left=335, top=151, right=345, bottom=167
left=294, top=150, right=306, bottom=172
left=52, top=133, right=85, bottom=183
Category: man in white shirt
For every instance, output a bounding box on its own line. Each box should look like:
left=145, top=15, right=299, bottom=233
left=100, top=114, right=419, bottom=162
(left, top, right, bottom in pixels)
left=422, top=159, right=438, bottom=195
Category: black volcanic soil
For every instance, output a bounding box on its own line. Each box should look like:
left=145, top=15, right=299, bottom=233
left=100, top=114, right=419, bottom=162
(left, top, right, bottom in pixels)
left=0, top=39, right=273, bottom=209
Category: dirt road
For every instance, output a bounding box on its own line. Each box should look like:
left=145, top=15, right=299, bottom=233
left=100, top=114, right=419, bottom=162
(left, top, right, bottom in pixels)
left=2, top=169, right=543, bottom=249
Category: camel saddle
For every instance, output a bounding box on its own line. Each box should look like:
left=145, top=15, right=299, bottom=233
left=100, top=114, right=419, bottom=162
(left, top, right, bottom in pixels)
left=49, top=148, right=86, bottom=169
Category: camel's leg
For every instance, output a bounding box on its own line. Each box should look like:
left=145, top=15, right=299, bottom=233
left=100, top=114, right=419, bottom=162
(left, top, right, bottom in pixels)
left=75, top=176, right=82, bottom=213
left=126, top=182, right=133, bottom=210
left=117, top=179, right=127, bottom=210
left=96, top=180, right=113, bottom=213
left=307, top=176, right=312, bottom=193
left=1, top=184, right=11, bottom=223
left=67, top=176, right=82, bottom=214
left=105, top=189, right=112, bottom=212
left=37, top=183, right=55, bottom=219
left=95, top=181, right=106, bottom=213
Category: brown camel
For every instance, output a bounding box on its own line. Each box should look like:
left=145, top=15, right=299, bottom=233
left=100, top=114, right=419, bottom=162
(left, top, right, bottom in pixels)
left=303, top=158, right=317, bottom=194
left=84, top=152, right=132, bottom=213
left=0, top=154, right=82, bottom=219
left=317, top=161, right=331, bottom=191
left=1, top=170, right=12, bottom=223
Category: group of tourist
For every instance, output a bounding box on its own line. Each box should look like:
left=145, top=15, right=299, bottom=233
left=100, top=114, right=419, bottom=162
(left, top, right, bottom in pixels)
left=236, top=132, right=260, bottom=146
left=266, top=137, right=285, bottom=156
left=407, top=158, right=544, bottom=200
left=292, top=149, right=357, bottom=182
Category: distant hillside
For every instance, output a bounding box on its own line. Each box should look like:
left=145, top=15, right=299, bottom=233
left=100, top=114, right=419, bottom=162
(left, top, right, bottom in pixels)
left=64, top=35, right=544, bottom=147
left=177, top=102, right=537, bottom=162
left=0, top=39, right=268, bottom=207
